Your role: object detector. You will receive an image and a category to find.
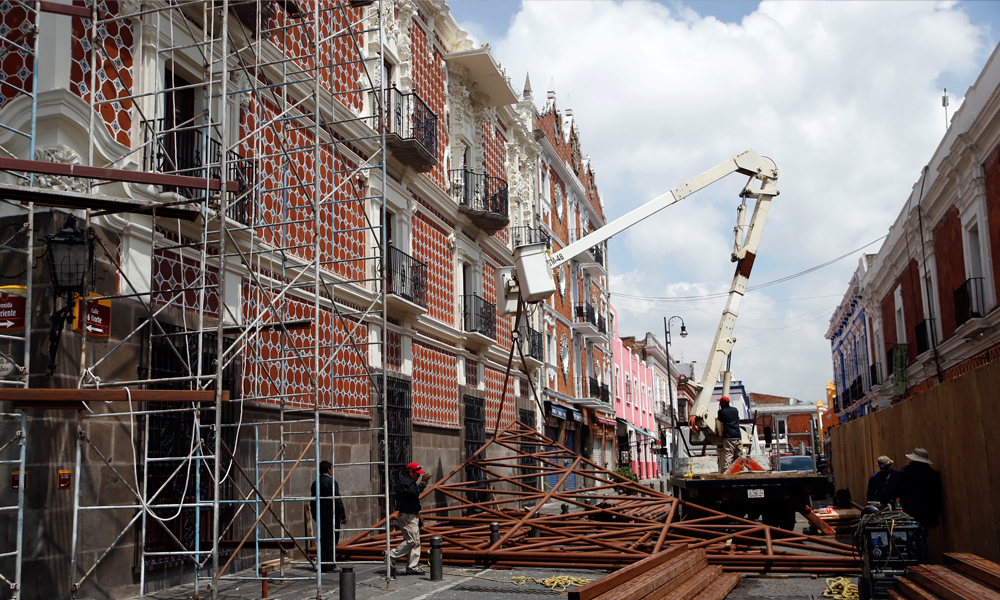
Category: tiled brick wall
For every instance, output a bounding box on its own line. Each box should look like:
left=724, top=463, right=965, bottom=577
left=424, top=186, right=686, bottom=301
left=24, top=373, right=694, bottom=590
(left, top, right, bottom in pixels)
left=412, top=341, right=458, bottom=426
left=484, top=364, right=516, bottom=432
left=412, top=211, right=454, bottom=325
left=933, top=206, right=964, bottom=340
left=411, top=12, right=448, bottom=191
left=0, top=2, right=33, bottom=110
left=71, top=0, right=134, bottom=146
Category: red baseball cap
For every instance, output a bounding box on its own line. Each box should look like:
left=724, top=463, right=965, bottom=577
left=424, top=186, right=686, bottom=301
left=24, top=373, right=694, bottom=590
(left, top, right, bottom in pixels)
left=406, top=462, right=425, bottom=474
left=719, top=396, right=730, bottom=403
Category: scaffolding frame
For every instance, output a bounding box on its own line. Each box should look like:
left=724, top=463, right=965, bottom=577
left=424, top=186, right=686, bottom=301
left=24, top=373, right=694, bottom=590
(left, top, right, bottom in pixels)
left=0, top=1, right=395, bottom=598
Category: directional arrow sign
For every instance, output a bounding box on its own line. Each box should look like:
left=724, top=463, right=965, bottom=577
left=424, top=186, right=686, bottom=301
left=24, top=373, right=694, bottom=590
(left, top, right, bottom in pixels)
left=73, top=294, right=111, bottom=339
left=0, top=287, right=27, bottom=332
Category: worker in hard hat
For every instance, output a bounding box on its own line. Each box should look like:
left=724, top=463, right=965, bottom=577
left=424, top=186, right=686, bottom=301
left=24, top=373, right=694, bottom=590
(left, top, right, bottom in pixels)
left=866, top=455, right=899, bottom=507
left=717, top=397, right=743, bottom=472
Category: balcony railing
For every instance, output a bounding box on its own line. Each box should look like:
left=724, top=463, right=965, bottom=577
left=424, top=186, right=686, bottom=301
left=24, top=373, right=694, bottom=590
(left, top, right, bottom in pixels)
left=382, top=87, right=438, bottom=172
left=463, top=294, right=496, bottom=339
left=589, top=377, right=601, bottom=399
left=591, top=246, right=604, bottom=267
left=574, top=303, right=597, bottom=326
left=386, top=245, right=427, bottom=307
left=510, top=226, right=550, bottom=249
left=600, top=383, right=610, bottom=404
left=142, top=118, right=254, bottom=221
left=450, top=168, right=509, bottom=234
left=518, top=323, right=543, bottom=361
left=598, top=316, right=607, bottom=334
left=914, top=319, right=933, bottom=355
left=954, top=277, right=986, bottom=328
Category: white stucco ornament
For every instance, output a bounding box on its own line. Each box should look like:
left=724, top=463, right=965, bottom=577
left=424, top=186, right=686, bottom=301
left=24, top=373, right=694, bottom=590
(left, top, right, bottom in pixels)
left=558, top=265, right=568, bottom=298
left=560, top=333, right=570, bottom=376
left=554, top=184, right=564, bottom=220
left=34, top=146, right=87, bottom=193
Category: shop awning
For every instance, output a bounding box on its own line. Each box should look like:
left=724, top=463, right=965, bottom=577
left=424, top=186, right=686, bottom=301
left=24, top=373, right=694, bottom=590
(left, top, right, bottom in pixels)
left=545, top=401, right=568, bottom=420
left=617, top=418, right=657, bottom=439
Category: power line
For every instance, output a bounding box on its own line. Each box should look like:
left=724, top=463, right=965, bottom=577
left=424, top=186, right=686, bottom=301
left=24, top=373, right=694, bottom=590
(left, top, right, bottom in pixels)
left=611, top=235, right=887, bottom=302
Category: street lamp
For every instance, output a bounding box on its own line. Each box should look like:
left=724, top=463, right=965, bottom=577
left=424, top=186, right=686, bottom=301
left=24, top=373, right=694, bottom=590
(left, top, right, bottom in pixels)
left=45, top=214, right=93, bottom=374
left=663, top=316, right=687, bottom=472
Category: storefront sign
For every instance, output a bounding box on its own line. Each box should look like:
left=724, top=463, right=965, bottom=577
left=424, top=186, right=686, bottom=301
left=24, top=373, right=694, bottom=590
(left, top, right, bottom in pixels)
left=569, top=409, right=584, bottom=422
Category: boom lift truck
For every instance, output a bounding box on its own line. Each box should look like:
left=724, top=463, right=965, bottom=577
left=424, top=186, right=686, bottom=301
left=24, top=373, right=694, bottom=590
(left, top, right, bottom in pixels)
left=498, top=149, right=832, bottom=534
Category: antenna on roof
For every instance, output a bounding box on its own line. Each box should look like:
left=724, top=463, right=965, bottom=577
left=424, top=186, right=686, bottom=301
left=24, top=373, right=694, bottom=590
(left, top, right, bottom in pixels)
left=942, top=88, right=950, bottom=130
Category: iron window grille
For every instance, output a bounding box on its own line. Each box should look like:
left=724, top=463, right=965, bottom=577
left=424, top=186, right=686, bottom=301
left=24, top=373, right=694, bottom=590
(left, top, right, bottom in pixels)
left=383, top=87, right=438, bottom=158
left=373, top=375, right=413, bottom=516
left=510, top=226, right=550, bottom=250
left=518, top=408, right=538, bottom=490
left=464, top=395, right=487, bottom=503
left=135, top=323, right=240, bottom=567
left=518, top=323, right=543, bottom=361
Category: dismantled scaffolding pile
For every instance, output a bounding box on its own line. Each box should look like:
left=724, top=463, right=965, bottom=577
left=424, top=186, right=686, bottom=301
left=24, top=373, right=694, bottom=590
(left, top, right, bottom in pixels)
left=340, top=422, right=861, bottom=574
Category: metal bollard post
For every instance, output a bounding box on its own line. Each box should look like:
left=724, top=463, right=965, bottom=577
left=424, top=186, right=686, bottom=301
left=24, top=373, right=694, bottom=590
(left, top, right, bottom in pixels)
left=429, top=536, right=443, bottom=581
left=529, top=527, right=540, bottom=538
left=261, top=568, right=268, bottom=599
left=339, top=567, right=355, bottom=600
left=560, top=503, right=569, bottom=515
left=489, top=522, right=500, bottom=546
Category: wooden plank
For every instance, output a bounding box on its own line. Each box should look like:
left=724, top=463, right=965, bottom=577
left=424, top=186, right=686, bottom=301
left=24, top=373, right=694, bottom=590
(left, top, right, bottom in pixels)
left=896, top=577, right=944, bottom=600
left=907, top=565, right=1000, bottom=600
left=690, top=572, right=740, bottom=600
left=4, top=389, right=229, bottom=410
left=568, top=545, right=688, bottom=600
left=0, top=182, right=199, bottom=221
left=945, top=553, right=1000, bottom=592
left=0, top=158, right=238, bottom=192
left=593, top=553, right=706, bottom=600
left=971, top=364, right=1000, bottom=563
left=649, top=565, right=723, bottom=600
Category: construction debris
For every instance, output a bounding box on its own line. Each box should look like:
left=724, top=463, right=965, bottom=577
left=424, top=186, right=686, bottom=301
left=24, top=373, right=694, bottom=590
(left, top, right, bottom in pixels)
left=890, top=554, right=1000, bottom=600
left=339, top=422, right=860, bottom=574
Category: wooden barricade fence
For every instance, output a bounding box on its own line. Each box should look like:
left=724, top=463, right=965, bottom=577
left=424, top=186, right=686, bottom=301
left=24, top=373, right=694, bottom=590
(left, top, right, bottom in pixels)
left=829, top=356, right=1000, bottom=563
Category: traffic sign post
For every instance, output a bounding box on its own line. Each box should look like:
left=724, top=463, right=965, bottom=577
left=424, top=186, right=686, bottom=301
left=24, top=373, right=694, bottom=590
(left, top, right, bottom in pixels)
left=73, top=293, right=111, bottom=338
left=0, top=286, right=27, bottom=333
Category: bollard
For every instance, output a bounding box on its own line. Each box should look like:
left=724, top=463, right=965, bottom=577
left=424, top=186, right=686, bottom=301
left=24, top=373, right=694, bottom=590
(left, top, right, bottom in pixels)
left=529, top=526, right=540, bottom=538
left=261, top=568, right=268, bottom=599
left=489, top=522, right=500, bottom=546
left=560, top=503, right=569, bottom=515
left=339, top=567, right=355, bottom=600
left=429, top=536, right=443, bottom=581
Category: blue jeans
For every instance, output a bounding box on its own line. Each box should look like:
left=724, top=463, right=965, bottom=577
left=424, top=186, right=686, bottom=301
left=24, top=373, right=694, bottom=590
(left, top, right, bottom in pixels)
left=917, top=524, right=929, bottom=564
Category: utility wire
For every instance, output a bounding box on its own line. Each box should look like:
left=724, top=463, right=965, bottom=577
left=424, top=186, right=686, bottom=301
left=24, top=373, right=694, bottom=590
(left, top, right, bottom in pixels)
left=612, top=235, right=887, bottom=303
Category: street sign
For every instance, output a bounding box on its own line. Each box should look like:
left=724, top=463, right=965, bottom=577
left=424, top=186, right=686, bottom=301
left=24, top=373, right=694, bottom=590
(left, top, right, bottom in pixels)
left=0, top=286, right=27, bottom=333
left=73, top=293, right=112, bottom=338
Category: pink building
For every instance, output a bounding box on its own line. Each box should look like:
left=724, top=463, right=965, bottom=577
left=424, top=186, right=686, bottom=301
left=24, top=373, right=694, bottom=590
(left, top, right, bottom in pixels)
left=611, top=306, right=659, bottom=479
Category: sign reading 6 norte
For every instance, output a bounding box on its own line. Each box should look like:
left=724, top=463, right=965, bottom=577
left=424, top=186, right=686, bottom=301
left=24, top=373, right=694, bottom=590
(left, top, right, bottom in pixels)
left=73, top=293, right=112, bottom=338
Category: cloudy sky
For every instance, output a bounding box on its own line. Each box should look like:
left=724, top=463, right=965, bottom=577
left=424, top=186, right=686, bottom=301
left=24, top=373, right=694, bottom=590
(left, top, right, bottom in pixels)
left=449, top=1, right=1000, bottom=402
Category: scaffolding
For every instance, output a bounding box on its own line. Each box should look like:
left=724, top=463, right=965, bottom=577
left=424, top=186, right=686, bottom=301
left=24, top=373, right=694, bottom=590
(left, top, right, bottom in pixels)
left=0, top=0, right=395, bottom=598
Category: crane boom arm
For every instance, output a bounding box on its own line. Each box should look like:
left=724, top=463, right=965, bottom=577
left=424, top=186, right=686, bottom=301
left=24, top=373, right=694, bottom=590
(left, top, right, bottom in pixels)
left=547, top=150, right=777, bottom=270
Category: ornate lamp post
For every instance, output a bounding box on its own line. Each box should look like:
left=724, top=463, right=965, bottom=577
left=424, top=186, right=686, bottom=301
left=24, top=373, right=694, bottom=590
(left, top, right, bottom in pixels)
left=45, top=214, right=93, bottom=374
left=662, top=316, right=687, bottom=471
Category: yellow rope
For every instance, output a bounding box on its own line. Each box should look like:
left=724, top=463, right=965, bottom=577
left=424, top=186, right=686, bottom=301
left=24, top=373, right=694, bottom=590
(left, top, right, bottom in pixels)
left=434, top=569, right=593, bottom=592
left=822, top=576, right=859, bottom=600
left=512, top=575, right=595, bottom=592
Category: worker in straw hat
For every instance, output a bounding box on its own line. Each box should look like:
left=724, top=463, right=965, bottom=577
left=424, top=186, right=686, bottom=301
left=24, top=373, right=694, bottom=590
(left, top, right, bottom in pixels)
left=898, top=447, right=941, bottom=563
left=866, top=455, right=899, bottom=507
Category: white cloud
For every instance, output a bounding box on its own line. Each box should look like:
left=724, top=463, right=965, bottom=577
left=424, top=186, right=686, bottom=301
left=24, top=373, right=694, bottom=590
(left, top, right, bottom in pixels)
left=482, top=1, right=992, bottom=398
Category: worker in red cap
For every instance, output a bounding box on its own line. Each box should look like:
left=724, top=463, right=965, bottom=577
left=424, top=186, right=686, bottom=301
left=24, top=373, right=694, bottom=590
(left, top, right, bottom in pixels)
left=388, top=461, right=431, bottom=576
left=717, top=397, right=743, bottom=472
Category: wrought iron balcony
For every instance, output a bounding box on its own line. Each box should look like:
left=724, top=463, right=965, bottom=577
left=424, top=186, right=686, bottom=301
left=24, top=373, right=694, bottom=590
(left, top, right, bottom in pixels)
left=510, top=226, right=550, bottom=250
left=463, top=294, right=496, bottom=340
left=386, top=245, right=427, bottom=308
left=914, top=319, right=933, bottom=355
left=589, top=376, right=601, bottom=399
left=573, top=303, right=601, bottom=338
left=600, top=383, right=610, bottom=404
left=518, top=323, right=543, bottom=362
left=142, top=118, right=254, bottom=218
left=383, top=87, right=439, bottom=172
left=450, top=168, right=509, bottom=235
left=954, top=277, right=986, bottom=328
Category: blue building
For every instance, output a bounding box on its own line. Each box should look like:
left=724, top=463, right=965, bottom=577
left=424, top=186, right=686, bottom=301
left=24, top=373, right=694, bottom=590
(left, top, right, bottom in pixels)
left=826, top=256, right=879, bottom=421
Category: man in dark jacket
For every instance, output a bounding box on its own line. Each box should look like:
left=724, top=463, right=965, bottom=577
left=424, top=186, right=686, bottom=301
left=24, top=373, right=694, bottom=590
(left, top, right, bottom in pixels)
left=717, top=397, right=743, bottom=472
left=388, top=462, right=430, bottom=576
left=311, top=461, right=346, bottom=573
left=866, top=455, right=900, bottom=506
left=897, top=447, right=942, bottom=563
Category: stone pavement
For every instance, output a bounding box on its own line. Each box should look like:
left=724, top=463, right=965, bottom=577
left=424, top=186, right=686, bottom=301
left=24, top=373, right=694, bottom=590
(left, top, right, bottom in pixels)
left=135, top=560, right=842, bottom=599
